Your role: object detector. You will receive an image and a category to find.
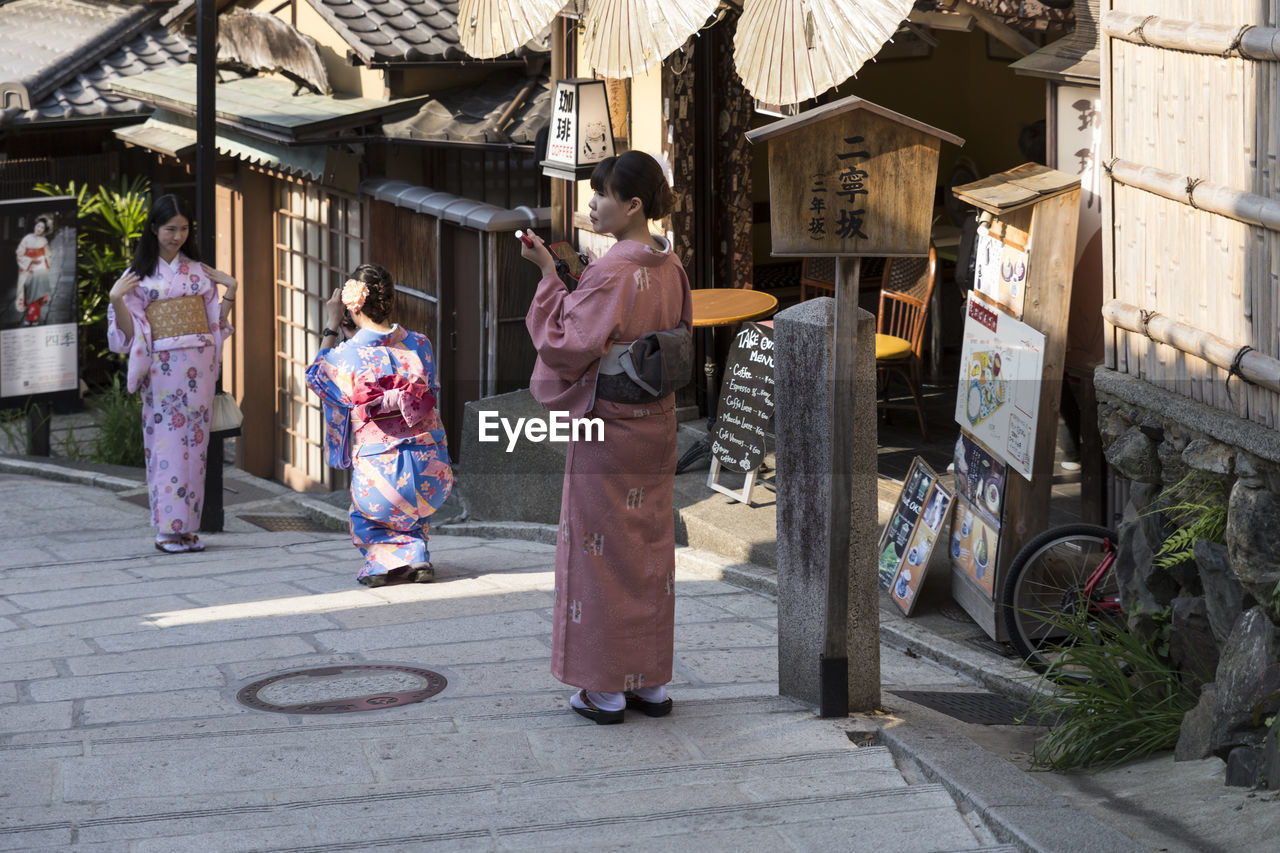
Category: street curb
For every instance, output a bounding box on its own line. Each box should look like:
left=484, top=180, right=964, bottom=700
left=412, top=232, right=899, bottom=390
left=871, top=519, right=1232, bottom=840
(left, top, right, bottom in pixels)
left=879, top=724, right=1147, bottom=853
left=879, top=617, right=1051, bottom=704
left=0, top=456, right=142, bottom=492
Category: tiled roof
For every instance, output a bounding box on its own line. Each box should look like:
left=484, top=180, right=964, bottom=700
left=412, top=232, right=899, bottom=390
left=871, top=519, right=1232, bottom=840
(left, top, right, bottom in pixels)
left=0, top=0, right=166, bottom=110
left=382, top=71, right=549, bottom=145
left=3, top=28, right=192, bottom=127
left=305, top=0, right=546, bottom=64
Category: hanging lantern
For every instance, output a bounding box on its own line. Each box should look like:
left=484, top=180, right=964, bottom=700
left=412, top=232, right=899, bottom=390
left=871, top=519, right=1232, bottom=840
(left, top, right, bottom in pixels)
left=541, top=78, right=616, bottom=181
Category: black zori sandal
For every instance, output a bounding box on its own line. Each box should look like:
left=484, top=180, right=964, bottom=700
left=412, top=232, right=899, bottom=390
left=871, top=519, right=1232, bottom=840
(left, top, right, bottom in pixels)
left=571, top=690, right=625, bottom=725
left=624, top=692, right=673, bottom=717
left=407, top=562, right=435, bottom=583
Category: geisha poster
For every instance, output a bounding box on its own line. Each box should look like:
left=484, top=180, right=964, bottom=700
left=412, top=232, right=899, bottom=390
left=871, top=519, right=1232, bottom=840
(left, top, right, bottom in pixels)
left=954, top=295, right=1044, bottom=480
left=0, top=197, right=78, bottom=399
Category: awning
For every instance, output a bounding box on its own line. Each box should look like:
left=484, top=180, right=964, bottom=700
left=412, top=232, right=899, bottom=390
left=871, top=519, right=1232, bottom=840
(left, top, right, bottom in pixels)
left=1010, top=0, right=1099, bottom=84
left=107, top=65, right=427, bottom=141
left=114, top=110, right=329, bottom=179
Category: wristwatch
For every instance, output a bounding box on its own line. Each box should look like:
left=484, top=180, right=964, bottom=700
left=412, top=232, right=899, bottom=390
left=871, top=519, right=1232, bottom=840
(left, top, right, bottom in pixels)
left=321, top=327, right=339, bottom=339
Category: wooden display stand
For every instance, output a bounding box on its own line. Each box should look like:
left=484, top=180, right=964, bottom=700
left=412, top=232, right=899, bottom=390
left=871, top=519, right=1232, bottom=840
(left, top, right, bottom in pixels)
left=747, top=95, right=962, bottom=715
left=949, top=164, right=1081, bottom=641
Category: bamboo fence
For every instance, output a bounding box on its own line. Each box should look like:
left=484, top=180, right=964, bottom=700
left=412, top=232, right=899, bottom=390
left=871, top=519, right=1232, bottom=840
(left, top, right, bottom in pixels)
left=1103, top=0, right=1280, bottom=428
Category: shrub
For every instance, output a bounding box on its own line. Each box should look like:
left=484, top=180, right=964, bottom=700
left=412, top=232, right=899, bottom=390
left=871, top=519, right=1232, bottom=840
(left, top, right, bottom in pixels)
left=90, top=375, right=144, bottom=467
left=1024, top=607, right=1197, bottom=771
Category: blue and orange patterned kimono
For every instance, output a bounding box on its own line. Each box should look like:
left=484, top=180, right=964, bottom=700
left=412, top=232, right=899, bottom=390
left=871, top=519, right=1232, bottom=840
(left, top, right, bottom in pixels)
left=306, top=325, right=452, bottom=580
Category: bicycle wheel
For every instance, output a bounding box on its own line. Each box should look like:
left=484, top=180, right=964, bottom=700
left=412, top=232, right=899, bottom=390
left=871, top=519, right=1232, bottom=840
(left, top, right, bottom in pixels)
left=1001, top=524, right=1121, bottom=674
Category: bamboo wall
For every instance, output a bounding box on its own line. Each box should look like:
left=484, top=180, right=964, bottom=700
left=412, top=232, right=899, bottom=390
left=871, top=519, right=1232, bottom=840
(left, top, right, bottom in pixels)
left=1105, top=0, right=1280, bottom=427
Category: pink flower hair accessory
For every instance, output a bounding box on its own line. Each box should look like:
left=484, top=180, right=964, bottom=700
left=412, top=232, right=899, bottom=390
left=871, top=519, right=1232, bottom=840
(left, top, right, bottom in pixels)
left=341, top=278, right=368, bottom=314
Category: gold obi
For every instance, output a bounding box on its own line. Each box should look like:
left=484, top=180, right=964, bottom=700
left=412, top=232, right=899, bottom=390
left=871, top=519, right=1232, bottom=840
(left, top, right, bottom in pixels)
left=146, top=294, right=208, bottom=339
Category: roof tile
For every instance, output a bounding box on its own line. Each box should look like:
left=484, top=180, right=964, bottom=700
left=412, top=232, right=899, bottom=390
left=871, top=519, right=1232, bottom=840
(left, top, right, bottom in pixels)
left=305, top=0, right=541, bottom=64
left=3, top=25, right=192, bottom=127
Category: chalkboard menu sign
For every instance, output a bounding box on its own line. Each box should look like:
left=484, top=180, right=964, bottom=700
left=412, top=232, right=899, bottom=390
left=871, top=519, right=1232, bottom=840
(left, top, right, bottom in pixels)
left=709, top=322, right=775, bottom=473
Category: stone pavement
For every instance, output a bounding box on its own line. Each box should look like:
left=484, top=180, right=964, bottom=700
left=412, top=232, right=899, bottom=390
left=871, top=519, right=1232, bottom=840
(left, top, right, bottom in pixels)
left=0, top=470, right=1035, bottom=853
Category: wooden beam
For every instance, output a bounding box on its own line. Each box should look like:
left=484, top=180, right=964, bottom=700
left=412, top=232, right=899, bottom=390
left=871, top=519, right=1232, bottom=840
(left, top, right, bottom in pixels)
left=1103, top=300, right=1280, bottom=395
left=947, top=0, right=1039, bottom=57
left=1107, top=158, right=1280, bottom=233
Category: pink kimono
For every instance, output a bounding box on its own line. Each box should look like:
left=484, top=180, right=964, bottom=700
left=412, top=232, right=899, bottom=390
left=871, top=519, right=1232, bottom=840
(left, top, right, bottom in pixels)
left=107, top=255, right=232, bottom=536
left=526, top=238, right=692, bottom=693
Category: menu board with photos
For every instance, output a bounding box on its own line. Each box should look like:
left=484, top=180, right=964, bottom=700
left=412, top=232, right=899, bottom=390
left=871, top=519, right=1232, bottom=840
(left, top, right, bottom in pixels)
left=972, top=224, right=1029, bottom=319
left=953, top=433, right=1006, bottom=527
left=878, top=457, right=953, bottom=615
left=950, top=495, right=1000, bottom=596
left=955, top=296, right=1045, bottom=480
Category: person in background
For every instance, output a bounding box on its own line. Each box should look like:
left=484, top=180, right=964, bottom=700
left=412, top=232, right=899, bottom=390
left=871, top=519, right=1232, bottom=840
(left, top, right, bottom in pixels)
left=107, top=194, right=237, bottom=553
left=521, top=150, right=692, bottom=724
left=306, top=263, right=452, bottom=587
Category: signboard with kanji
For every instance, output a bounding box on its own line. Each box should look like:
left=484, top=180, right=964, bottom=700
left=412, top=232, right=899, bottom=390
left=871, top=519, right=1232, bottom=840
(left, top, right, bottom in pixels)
left=542, top=78, right=615, bottom=182
left=747, top=96, right=964, bottom=257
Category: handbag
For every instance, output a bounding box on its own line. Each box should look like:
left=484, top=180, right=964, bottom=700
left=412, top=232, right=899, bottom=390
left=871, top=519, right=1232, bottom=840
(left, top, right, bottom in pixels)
left=146, top=294, right=209, bottom=339
left=211, top=391, right=244, bottom=433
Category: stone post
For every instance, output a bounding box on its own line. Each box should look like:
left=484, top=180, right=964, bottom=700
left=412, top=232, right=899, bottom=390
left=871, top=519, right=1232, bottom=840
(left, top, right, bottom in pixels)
left=774, top=297, right=880, bottom=712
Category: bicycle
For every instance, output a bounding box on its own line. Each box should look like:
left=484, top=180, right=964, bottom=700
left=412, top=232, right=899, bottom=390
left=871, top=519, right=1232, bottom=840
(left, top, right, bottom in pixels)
left=1000, top=524, right=1123, bottom=675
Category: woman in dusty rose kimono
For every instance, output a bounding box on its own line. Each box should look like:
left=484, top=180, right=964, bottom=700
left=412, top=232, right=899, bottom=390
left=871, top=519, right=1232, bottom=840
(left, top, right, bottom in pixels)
left=522, top=151, right=692, bottom=724
left=107, top=194, right=237, bottom=553
left=306, top=264, right=452, bottom=587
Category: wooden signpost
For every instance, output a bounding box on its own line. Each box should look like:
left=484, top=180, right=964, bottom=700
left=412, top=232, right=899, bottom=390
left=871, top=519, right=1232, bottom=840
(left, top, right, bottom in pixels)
left=708, top=321, right=775, bottom=505
left=949, top=163, right=1081, bottom=640
left=747, top=96, right=962, bottom=716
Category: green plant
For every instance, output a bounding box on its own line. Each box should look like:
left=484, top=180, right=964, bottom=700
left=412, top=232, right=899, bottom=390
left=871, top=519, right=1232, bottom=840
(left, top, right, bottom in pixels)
left=89, top=375, right=144, bottom=467
left=1144, top=471, right=1229, bottom=570
left=1023, top=607, right=1197, bottom=771
left=61, top=424, right=85, bottom=461
left=34, top=177, right=151, bottom=372
left=0, top=408, right=25, bottom=452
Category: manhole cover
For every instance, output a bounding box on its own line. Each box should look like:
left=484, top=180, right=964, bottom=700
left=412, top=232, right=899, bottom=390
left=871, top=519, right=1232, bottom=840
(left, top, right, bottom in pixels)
left=239, top=513, right=334, bottom=532
left=237, top=665, right=447, bottom=714
left=890, top=690, right=1031, bottom=726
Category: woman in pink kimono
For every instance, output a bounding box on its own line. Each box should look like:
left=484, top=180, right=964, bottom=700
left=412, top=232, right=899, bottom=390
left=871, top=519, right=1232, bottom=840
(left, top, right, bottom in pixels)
left=522, top=151, right=692, bottom=724
left=306, top=264, right=452, bottom=587
left=107, top=194, right=237, bottom=553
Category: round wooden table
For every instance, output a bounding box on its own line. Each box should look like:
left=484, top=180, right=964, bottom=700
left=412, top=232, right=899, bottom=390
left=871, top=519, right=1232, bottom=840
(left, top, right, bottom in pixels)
left=676, top=288, right=780, bottom=474
left=690, top=288, right=779, bottom=328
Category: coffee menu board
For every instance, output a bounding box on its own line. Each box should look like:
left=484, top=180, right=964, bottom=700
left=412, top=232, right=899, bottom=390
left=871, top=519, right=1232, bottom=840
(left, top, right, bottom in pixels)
left=709, top=322, right=775, bottom=474
left=953, top=434, right=1006, bottom=527
left=950, top=495, right=1000, bottom=596
left=878, top=457, right=953, bottom=615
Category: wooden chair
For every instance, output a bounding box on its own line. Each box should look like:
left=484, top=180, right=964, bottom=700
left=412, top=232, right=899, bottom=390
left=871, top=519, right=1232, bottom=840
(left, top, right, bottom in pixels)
left=799, top=257, right=835, bottom=300
left=876, top=246, right=938, bottom=440
left=799, top=256, right=887, bottom=300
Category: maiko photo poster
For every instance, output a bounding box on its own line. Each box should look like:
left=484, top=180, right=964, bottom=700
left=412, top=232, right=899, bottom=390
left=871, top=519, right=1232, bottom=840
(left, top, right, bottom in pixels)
left=0, top=196, right=79, bottom=401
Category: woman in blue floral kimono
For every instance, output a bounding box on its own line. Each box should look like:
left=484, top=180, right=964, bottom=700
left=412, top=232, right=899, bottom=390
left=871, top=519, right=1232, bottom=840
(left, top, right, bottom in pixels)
left=306, top=264, right=452, bottom=587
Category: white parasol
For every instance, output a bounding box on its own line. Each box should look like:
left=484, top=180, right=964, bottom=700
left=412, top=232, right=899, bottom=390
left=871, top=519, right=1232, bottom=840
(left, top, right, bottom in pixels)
left=734, top=0, right=917, bottom=107
left=457, top=0, right=563, bottom=60
left=580, top=0, right=722, bottom=80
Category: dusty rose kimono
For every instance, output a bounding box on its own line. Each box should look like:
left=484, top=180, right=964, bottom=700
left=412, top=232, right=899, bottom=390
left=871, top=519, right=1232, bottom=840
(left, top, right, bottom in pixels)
left=526, top=238, right=692, bottom=693
left=107, top=254, right=231, bottom=535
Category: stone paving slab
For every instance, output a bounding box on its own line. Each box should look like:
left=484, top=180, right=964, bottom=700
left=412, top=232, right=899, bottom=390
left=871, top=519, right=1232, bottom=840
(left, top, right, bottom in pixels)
left=0, top=471, right=1131, bottom=852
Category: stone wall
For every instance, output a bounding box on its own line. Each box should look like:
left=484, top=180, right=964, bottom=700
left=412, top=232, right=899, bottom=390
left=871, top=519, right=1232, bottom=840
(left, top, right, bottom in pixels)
left=1095, top=368, right=1280, bottom=788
